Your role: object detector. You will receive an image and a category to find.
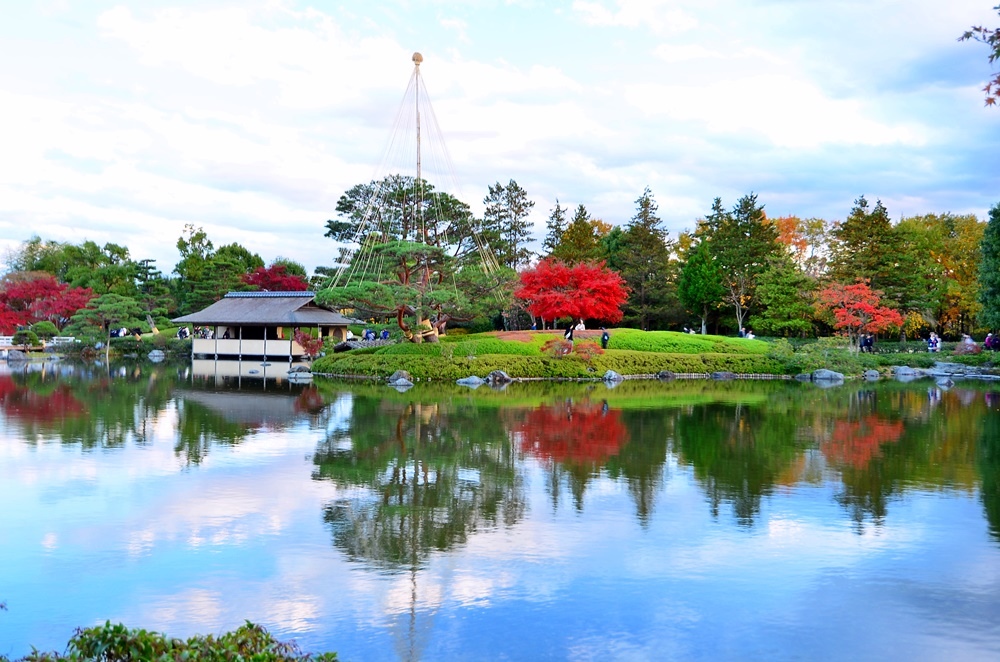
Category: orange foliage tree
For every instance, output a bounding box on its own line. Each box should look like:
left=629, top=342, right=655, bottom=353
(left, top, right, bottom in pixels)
left=513, top=258, right=629, bottom=326
left=816, top=280, right=903, bottom=349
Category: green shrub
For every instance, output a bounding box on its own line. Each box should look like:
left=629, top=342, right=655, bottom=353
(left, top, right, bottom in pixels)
left=12, top=330, right=39, bottom=348
left=29, top=321, right=59, bottom=339
left=14, top=620, right=337, bottom=661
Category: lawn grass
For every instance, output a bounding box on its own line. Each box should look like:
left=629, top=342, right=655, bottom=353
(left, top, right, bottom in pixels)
left=313, top=329, right=783, bottom=380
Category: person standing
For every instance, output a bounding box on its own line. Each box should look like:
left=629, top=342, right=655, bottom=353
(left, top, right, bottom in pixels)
left=564, top=323, right=574, bottom=351
left=601, top=328, right=610, bottom=349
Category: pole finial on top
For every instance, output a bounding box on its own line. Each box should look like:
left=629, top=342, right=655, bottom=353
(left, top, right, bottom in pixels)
left=412, top=52, right=423, bottom=66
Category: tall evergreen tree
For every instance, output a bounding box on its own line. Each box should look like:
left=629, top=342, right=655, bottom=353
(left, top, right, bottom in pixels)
left=551, top=204, right=603, bottom=264
left=748, top=253, right=816, bottom=337
left=829, top=196, right=930, bottom=322
left=703, top=193, right=781, bottom=330
left=542, top=199, right=568, bottom=256
left=482, top=179, right=535, bottom=269
left=617, top=188, right=675, bottom=330
left=828, top=196, right=897, bottom=289
left=979, top=203, right=1000, bottom=330
left=678, top=240, right=725, bottom=334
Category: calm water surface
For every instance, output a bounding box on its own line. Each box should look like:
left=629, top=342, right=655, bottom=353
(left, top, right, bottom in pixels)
left=2, top=361, right=1000, bottom=661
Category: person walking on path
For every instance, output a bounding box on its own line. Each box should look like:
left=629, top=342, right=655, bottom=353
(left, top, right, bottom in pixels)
left=600, top=328, right=610, bottom=349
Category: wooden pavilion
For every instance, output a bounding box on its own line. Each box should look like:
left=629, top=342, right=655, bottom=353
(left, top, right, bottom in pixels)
left=173, top=291, right=352, bottom=361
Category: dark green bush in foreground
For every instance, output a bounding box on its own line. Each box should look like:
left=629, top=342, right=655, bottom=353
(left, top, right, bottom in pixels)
left=2, top=620, right=336, bottom=661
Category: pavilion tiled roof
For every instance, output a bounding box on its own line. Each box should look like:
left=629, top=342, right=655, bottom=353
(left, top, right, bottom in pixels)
left=172, top=291, right=352, bottom=326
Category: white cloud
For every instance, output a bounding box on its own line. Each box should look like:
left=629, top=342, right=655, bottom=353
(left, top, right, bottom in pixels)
left=0, top=0, right=995, bottom=276
left=625, top=74, right=927, bottom=149
left=573, top=0, right=698, bottom=35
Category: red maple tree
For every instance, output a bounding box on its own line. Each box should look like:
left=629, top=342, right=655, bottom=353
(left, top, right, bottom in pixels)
left=241, top=265, right=309, bottom=291
left=293, top=329, right=325, bottom=358
left=0, top=273, right=94, bottom=332
left=513, top=259, right=628, bottom=325
left=816, top=280, right=903, bottom=349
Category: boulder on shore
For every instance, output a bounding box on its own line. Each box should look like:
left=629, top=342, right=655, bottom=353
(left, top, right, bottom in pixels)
left=863, top=370, right=880, bottom=381
left=457, top=376, right=484, bottom=388
left=485, top=370, right=512, bottom=386
left=811, top=369, right=844, bottom=382
left=711, top=371, right=736, bottom=381
left=387, top=370, right=414, bottom=387
left=602, top=370, right=624, bottom=383
left=7, top=350, right=27, bottom=363
left=656, top=370, right=676, bottom=381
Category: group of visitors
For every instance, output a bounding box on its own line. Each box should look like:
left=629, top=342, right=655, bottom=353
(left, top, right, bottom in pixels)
left=738, top=327, right=755, bottom=340
left=927, top=332, right=941, bottom=352
left=359, top=328, right=391, bottom=341
left=859, top=333, right=876, bottom=353
left=561, top=322, right=611, bottom=350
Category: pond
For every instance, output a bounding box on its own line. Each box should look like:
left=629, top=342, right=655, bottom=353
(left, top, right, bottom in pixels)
left=2, top=361, right=1000, bottom=660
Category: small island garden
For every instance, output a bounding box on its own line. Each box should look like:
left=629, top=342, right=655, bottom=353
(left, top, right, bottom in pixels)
left=309, top=327, right=996, bottom=382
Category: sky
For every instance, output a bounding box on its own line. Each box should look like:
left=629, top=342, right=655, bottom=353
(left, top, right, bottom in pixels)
left=1, top=0, right=998, bottom=277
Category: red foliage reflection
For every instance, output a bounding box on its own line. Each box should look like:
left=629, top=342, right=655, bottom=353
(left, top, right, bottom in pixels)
left=293, top=386, right=325, bottom=414
left=822, top=414, right=904, bottom=468
left=516, top=400, right=628, bottom=467
left=0, top=376, right=85, bottom=423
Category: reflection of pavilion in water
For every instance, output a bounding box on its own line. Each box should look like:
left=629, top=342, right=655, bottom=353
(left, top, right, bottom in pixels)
left=178, top=389, right=313, bottom=430
left=189, top=358, right=312, bottom=388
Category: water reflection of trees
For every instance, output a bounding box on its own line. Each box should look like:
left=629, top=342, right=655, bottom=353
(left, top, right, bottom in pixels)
left=515, top=398, right=628, bottom=512
left=675, top=401, right=801, bottom=525
left=313, top=397, right=525, bottom=570
left=0, top=364, right=175, bottom=448
left=977, top=404, right=1000, bottom=541
left=509, top=398, right=671, bottom=522
left=819, top=388, right=983, bottom=531
left=0, top=364, right=328, bottom=465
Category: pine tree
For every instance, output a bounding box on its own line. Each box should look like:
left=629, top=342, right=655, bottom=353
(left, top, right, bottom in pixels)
left=703, top=193, right=781, bottom=330
left=617, top=188, right=675, bottom=330
left=482, top=179, right=535, bottom=269
left=542, top=200, right=567, bottom=256
left=551, top=204, right=603, bottom=264
left=678, top=240, right=725, bottom=334
left=748, top=253, right=815, bottom=337
left=828, top=196, right=895, bottom=288
left=979, top=203, right=1000, bottom=329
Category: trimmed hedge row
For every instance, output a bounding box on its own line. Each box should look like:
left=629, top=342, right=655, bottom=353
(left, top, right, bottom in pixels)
left=312, top=350, right=786, bottom=381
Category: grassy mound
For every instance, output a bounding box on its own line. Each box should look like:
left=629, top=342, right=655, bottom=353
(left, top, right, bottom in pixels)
left=313, top=329, right=783, bottom=380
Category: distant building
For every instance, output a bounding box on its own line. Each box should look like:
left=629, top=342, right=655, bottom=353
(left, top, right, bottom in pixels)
left=173, top=291, right=352, bottom=361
